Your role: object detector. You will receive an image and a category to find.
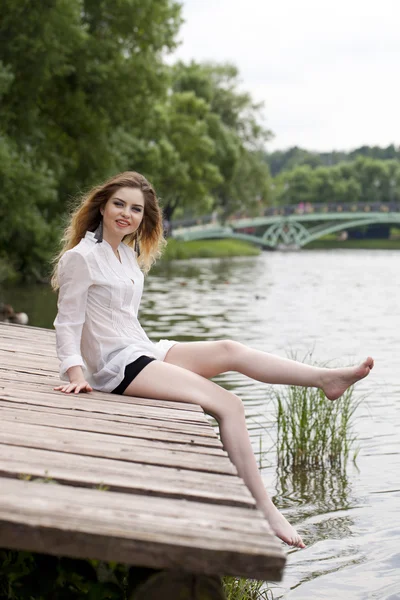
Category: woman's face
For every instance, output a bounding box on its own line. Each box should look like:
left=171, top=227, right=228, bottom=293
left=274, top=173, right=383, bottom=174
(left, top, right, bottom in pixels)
left=101, top=187, right=144, bottom=242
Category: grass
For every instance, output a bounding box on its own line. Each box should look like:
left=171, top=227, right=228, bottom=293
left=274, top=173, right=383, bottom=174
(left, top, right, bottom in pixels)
left=223, top=577, right=273, bottom=600
left=268, top=361, right=361, bottom=470
left=162, top=238, right=260, bottom=260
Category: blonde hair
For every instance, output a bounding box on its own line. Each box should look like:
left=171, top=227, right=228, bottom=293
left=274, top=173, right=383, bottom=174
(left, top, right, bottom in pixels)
left=51, top=171, right=165, bottom=290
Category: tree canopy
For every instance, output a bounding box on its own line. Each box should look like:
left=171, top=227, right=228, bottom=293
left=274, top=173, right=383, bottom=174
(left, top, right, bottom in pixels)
left=265, top=144, right=400, bottom=177
left=273, top=156, right=400, bottom=206
left=0, top=0, right=180, bottom=280
left=171, top=61, right=272, bottom=217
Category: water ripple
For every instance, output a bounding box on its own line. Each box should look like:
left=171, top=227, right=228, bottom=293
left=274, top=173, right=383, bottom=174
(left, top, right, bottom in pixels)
left=146, top=251, right=400, bottom=599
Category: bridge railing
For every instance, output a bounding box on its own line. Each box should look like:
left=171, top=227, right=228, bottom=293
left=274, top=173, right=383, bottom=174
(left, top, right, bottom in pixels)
left=262, top=201, right=400, bottom=218
left=171, top=202, right=400, bottom=230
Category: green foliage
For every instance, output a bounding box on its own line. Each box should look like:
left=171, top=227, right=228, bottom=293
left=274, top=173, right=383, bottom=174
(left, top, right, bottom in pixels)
left=136, top=89, right=223, bottom=220
left=269, top=366, right=360, bottom=470
left=265, top=144, right=400, bottom=177
left=223, top=576, right=273, bottom=600
left=0, top=0, right=182, bottom=281
left=172, top=62, right=272, bottom=218
left=0, top=135, right=59, bottom=282
left=0, top=0, right=182, bottom=199
left=0, top=551, right=129, bottom=600
left=273, top=156, right=400, bottom=206
left=0, top=552, right=275, bottom=600
left=162, top=239, right=260, bottom=260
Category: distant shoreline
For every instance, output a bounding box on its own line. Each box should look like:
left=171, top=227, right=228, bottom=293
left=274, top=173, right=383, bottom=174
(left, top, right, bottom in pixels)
left=161, top=239, right=260, bottom=260
left=162, top=238, right=400, bottom=261
left=304, top=239, right=400, bottom=250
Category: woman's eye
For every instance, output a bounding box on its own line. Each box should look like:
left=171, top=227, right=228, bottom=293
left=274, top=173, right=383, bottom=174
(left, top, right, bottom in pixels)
left=114, top=202, right=123, bottom=207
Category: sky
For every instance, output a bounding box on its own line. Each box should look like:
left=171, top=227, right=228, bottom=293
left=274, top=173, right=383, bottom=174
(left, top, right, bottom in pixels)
left=171, top=0, right=400, bottom=152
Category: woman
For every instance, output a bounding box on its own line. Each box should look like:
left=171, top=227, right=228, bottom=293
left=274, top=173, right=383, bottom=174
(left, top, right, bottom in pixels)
left=52, top=171, right=374, bottom=549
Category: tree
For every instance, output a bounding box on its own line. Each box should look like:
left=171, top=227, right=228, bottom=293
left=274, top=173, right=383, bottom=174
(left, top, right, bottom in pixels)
left=273, top=156, right=400, bottom=207
left=130, top=90, right=223, bottom=221
left=0, top=135, right=59, bottom=281
left=0, top=0, right=182, bottom=279
left=274, top=165, right=316, bottom=205
left=265, top=144, right=400, bottom=177
left=0, top=0, right=182, bottom=202
left=172, top=61, right=272, bottom=217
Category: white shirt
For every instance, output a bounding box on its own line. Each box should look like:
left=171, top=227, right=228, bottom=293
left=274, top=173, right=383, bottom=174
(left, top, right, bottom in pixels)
left=53, top=231, right=177, bottom=392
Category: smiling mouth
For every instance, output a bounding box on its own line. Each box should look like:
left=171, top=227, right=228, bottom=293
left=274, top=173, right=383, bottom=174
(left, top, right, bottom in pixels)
left=116, top=220, right=130, bottom=227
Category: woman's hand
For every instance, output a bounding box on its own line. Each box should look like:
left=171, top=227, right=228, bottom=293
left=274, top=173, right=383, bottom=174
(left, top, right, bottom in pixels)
left=54, top=380, right=93, bottom=394
left=54, top=366, right=92, bottom=394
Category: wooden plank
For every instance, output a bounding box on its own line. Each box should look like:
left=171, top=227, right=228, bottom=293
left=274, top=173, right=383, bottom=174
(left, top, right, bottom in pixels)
left=0, top=478, right=269, bottom=541
left=0, top=338, right=58, bottom=351
left=0, top=345, right=57, bottom=358
left=0, top=365, right=55, bottom=378
left=0, top=322, right=54, bottom=337
left=0, top=371, right=61, bottom=386
left=0, top=420, right=236, bottom=474
left=0, top=379, right=205, bottom=414
left=0, top=478, right=285, bottom=581
left=0, top=407, right=224, bottom=456
left=0, top=444, right=254, bottom=507
left=0, top=399, right=219, bottom=441
left=0, top=389, right=208, bottom=425
left=0, top=402, right=220, bottom=447
left=0, top=351, right=59, bottom=368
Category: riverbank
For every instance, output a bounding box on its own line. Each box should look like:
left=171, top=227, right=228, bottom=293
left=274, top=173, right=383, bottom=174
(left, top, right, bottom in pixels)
left=304, top=238, right=400, bottom=250
left=163, top=238, right=400, bottom=260
left=162, top=239, right=260, bottom=260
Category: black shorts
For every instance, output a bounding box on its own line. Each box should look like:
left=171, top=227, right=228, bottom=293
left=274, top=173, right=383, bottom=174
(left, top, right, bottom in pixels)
left=111, top=355, right=156, bottom=395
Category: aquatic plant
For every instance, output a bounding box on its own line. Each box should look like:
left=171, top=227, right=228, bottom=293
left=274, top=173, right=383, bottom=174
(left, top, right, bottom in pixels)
left=271, top=379, right=360, bottom=470
left=223, top=576, right=273, bottom=600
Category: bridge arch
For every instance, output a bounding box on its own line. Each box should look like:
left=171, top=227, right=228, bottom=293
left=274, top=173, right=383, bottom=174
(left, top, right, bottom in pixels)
left=172, top=203, right=400, bottom=250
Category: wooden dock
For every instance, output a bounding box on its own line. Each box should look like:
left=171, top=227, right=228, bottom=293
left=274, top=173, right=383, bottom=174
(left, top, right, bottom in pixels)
left=0, top=322, right=286, bottom=593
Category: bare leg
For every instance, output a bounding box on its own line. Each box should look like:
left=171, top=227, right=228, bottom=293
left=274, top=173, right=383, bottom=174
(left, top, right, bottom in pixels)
left=165, top=341, right=374, bottom=400
left=122, top=360, right=305, bottom=548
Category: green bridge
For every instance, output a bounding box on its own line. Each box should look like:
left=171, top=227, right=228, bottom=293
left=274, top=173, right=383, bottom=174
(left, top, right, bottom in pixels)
left=172, top=202, right=400, bottom=249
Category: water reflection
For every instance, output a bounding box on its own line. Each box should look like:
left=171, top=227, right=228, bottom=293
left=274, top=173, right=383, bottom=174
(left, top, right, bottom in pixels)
left=275, top=466, right=356, bottom=547
left=0, top=283, right=57, bottom=329
left=276, top=466, right=352, bottom=513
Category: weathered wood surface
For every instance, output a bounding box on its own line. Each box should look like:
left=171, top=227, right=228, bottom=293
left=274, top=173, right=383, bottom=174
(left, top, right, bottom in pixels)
left=0, top=322, right=286, bottom=581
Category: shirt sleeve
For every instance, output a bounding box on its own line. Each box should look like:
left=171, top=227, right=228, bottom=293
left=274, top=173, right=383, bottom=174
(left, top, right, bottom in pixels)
left=53, top=251, right=92, bottom=380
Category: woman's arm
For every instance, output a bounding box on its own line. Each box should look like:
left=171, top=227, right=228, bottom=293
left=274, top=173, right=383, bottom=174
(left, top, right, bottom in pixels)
left=53, top=251, right=93, bottom=394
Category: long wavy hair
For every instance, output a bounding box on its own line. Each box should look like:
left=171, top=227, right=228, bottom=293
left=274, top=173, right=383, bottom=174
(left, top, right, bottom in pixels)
left=51, top=171, right=165, bottom=290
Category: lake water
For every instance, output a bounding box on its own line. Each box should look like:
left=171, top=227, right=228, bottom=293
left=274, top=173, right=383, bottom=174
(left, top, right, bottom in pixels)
left=2, top=249, right=400, bottom=599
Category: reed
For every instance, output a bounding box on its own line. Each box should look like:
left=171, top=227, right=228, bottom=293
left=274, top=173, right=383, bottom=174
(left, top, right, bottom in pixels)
left=223, top=576, right=273, bottom=600
left=270, top=375, right=360, bottom=470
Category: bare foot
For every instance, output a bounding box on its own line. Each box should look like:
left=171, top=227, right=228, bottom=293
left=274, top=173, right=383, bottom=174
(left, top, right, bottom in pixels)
left=321, top=357, right=374, bottom=401
left=262, top=500, right=305, bottom=548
